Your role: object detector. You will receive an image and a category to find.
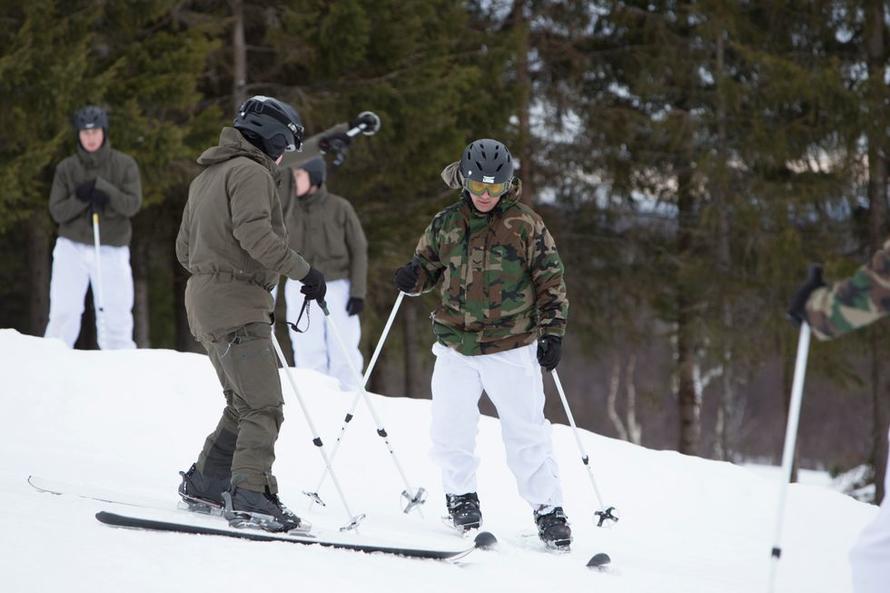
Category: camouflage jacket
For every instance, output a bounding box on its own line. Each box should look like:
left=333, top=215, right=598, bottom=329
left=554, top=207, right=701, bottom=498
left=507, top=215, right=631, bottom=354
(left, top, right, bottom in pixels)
left=406, top=162, right=568, bottom=355
left=805, top=239, right=890, bottom=340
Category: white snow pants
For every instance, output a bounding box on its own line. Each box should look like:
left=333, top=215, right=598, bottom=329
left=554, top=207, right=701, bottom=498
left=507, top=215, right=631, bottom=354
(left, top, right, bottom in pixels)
left=430, top=341, right=564, bottom=509
left=850, top=427, right=890, bottom=593
left=44, top=236, right=136, bottom=350
left=284, top=278, right=363, bottom=390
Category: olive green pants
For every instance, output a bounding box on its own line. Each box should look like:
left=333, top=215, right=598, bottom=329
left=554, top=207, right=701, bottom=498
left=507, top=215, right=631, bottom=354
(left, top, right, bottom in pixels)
left=196, top=322, right=284, bottom=494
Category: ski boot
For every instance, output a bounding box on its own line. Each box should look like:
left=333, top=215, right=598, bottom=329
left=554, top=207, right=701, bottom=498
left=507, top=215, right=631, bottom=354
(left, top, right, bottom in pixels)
left=445, top=492, right=482, bottom=532
left=534, top=505, right=572, bottom=550
left=178, top=464, right=228, bottom=513
left=223, top=487, right=310, bottom=534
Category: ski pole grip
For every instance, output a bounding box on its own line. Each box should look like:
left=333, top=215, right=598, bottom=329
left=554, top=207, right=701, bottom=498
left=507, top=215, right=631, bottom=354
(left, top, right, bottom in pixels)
left=346, top=112, right=381, bottom=138
left=320, top=300, right=330, bottom=316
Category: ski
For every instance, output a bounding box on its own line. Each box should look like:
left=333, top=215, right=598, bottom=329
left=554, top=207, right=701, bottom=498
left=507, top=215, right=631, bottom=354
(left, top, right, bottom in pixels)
left=28, top=475, right=176, bottom=511
left=95, top=510, right=476, bottom=561
left=30, top=475, right=479, bottom=560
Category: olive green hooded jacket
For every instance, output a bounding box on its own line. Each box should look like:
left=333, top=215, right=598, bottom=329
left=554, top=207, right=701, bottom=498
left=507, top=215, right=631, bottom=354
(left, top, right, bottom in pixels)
left=49, top=141, right=142, bottom=246
left=176, top=127, right=311, bottom=342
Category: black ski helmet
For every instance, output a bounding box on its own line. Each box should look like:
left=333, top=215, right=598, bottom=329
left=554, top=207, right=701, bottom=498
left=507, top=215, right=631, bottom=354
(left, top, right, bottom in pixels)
left=459, top=139, right=514, bottom=185
left=234, top=95, right=304, bottom=159
left=73, top=105, right=108, bottom=132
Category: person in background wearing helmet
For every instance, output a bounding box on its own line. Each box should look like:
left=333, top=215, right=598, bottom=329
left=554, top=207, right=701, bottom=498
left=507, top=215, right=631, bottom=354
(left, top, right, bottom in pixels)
left=45, top=105, right=142, bottom=349
left=278, top=155, right=368, bottom=391
left=392, top=139, right=572, bottom=549
left=175, top=95, right=327, bottom=533
left=788, top=259, right=890, bottom=593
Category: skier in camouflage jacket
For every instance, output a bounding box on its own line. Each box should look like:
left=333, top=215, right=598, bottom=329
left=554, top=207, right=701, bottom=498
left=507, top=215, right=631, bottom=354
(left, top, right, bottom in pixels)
left=788, top=244, right=890, bottom=593
left=393, top=139, right=572, bottom=549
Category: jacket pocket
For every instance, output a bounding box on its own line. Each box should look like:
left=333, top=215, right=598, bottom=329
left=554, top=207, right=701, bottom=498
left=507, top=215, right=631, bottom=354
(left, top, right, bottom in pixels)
left=322, top=219, right=348, bottom=259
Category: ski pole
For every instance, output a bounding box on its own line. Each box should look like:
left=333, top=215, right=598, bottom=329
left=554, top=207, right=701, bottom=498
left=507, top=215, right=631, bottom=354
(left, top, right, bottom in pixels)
left=345, top=111, right=381, bottom=139
left=319, top=296, right=426, bottom=515
left=767, top=322, right=812, bottom=593
left=269, top=327, right=365, bottom=532
left=91, top=210, right=107, bottom=349
left=331, top=112, right=381, bottom=167
left=304, top=291, right=406, bottom=508
left=551, top=369, right=619, bottom=527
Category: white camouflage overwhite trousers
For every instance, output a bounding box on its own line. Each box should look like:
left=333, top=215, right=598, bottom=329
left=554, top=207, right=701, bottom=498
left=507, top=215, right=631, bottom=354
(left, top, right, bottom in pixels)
left=430, top=341, right=564, bottom=509
left=284, top=277, right=363, bottom=390
left=44, top=236, right=136, bottom=350
left=850, top=427, right=890, bottom=592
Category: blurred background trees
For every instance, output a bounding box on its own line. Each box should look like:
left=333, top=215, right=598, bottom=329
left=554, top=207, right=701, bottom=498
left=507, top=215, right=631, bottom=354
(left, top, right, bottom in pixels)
left=1, top=0, right=888, bottom=502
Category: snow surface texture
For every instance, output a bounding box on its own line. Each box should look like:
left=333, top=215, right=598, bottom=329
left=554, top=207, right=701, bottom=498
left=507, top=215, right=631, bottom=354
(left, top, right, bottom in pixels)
left=0, top=329, right=877, bottom=593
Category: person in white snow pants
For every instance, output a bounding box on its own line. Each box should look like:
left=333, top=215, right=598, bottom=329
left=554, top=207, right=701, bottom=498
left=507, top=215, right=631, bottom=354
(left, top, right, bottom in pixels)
left=393, top=139, right=573, bottom=548
left=788, top=249, right=890, bottom=593
left=45, top=237, right=136, bottom=349
left=849, top=428, right=890, bottom=593
left=430, top=342, right=562, bottom=506
left=44, top=105, right=141, bottom=350
left=284, top=276, right=362, bottom=389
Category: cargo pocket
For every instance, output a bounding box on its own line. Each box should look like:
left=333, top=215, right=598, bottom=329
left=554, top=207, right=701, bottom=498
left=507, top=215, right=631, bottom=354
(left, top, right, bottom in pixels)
left=224, top=323, right=284, bottom=411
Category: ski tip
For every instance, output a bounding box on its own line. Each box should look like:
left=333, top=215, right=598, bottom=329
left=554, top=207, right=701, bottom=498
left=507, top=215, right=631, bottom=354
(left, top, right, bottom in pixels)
left=473, top=531, right=498, bottom=550
left=586, top=552, right=611, bottom=569
left=96, top=511, right=114, bottom=524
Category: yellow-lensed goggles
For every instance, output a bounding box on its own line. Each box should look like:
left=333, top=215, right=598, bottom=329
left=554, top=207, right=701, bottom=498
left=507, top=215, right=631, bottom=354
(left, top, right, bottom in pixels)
left=465, top=179, right=510, bottom=196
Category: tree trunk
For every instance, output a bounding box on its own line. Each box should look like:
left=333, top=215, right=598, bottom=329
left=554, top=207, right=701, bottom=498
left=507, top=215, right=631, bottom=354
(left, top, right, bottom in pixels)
left=28, top=211, right=51, bottom=336
left=231, top=0, right=247, bottom=113
left=512, top=0, right=533, bottom=203
left=677, top=300, right=700, bottom=455
left=131, top=225, right=150, bottom=348
left=402, top=297, right=423, bottom=397
left=625, top=354, right=642, bottom=445
left=676, top=149, right=700, bottom=455
left=779, top=331, right=799, bottom=482
left=713, top=28, right=736, bottom=461
left=866, top=0, right=888, bottom=504
left=606, top=357, right=629, bottom=441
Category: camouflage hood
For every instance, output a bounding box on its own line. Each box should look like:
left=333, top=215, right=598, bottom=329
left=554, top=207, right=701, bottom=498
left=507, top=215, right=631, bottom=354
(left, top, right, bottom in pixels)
left=440, top=160, right=523, bottom=215
left=440, top=161, right=464, bottom=189
left=405, top=170, right=567, bottom=355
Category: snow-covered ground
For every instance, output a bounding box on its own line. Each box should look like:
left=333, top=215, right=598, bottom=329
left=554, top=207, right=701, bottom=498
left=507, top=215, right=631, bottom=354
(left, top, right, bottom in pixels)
left=0, top=329, right=877, bottom=592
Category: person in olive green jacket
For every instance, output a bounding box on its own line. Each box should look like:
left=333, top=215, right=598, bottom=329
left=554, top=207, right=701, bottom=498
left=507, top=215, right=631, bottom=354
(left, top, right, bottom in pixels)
left=279, top=156, right=368, bottom=390
left=44, top=105, right=142, bottom=350
left=175, top=96, right=327, bottom=533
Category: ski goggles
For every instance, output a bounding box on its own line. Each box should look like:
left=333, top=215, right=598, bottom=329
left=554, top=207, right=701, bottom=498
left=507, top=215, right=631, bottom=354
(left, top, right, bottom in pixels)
left=465, top=179, right=511, bottom=197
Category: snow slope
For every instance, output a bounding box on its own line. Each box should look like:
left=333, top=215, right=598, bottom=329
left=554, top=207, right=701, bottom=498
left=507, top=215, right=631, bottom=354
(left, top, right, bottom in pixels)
left=0, top=329, right=877, bottom=593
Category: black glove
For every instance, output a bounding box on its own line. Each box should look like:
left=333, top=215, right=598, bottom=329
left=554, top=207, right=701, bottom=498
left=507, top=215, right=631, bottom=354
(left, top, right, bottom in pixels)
left=346, top=297, right=364, bottom=316
left=91, top=188, right=109, bottom=210
left=319, top=133, right=352, bottom=155
left=300, top=267, right=327, bottom=304
left=349, top=111, right=381, bottom=135
left=537, top=335, right=562, bottom=372
left=75, top=180, right=96, bottom=202
left=788, top=264, right=826, bottom=326
left=394, top=260, right=420, bottom=293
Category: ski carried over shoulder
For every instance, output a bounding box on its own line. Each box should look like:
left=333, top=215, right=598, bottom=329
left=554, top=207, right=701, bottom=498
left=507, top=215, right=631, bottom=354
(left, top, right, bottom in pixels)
left=95, top=510, right=477, bottom=561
